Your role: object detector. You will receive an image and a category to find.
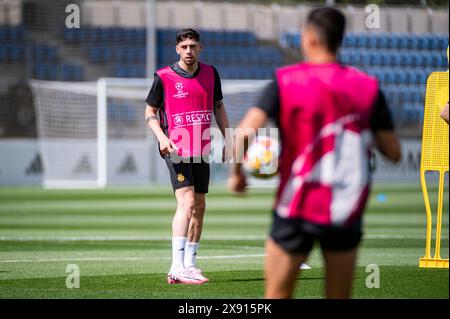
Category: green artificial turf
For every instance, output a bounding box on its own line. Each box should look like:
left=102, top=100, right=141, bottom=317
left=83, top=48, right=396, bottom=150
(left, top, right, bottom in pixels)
left=0, top=183, right=448, bottom=299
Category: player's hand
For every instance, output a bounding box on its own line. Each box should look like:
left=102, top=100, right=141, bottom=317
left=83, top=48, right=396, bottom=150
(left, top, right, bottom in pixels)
left=228, top=172, right=247, bottom=195
left=159, top=136, right=178, bottom=155
left=440, top=102, right=449, bottom=124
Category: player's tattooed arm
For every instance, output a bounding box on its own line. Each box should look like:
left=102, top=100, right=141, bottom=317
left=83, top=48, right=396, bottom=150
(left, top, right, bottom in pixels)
left=145, top=115, right=159, bottom=125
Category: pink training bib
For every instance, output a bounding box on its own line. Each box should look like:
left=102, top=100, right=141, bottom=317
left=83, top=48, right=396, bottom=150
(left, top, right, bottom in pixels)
left=274, top=62, right=379, bottom=226
left=157, top=63, right=215, bottom=157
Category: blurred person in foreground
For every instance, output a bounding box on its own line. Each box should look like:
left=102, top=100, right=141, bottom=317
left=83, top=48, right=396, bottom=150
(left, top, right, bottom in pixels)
left=228, top=7, right=401, bottom=298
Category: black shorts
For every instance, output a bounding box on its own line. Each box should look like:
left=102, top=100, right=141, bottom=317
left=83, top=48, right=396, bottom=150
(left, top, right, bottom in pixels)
left=269, top=213, right=362, bottom=254
left=164, top=155, right=210, bottom=194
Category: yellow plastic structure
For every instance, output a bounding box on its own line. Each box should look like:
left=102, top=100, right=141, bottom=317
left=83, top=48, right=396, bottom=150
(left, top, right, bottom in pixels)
left=419, top=47, right=449, bottom=268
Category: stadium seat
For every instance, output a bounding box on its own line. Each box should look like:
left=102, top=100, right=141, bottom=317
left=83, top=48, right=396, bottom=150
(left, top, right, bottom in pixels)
left=385, top=71, right=396, bottom=84
left=369, top=52, right=380, bottom=66
left=33, top=45, right=58, bottom=62
left=114, top=65, right=129, bottom=78
left=61, top=64, right=84, bottom=81
left=396, top=71, right=406, bottom=85
left=387, top=34, right=399, bottom=49
left=422, top=53, right=432, bottom=68
left=361, top=51, right=370, bottom=66
left=398, top=34, right=410, bottom=49
left=417, top=35, right=427, bottom=50
left=438, top=35, right=448, bottom=50
left=410, top=35, right=419, bottom=50
left=378, top=34, right=388, bottom=49
left=0, top=27, right=7, bottom=43
left=380, top=52, right=390, bottom=67
left=0, top=46, right=8, bottom=62
left=368, top=36, right=378, bottom=49
left=392, top=54, right=402, bottom=67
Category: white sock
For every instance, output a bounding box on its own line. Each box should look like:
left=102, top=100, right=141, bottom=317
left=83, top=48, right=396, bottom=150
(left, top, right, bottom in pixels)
left=184, top=242, right=200, bottom=269
left=170, top=236, right=187, bottom=274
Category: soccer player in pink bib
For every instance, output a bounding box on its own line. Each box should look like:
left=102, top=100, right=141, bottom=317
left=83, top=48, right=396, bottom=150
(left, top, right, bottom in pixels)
left=229, top=7, right=401, bottom=298
left=145, top=29, right=230, bottom=284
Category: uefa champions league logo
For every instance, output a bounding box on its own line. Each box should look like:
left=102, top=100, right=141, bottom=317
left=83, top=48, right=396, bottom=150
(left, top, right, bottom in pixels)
left=173, top=82, right=189, bottom=99
left=174, top=116, right=184, bottom=126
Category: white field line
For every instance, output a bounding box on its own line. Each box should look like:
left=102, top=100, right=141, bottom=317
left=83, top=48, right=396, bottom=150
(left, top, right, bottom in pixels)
left=0, top=254, right=266, bottom=264
left=0, top=235, right=265, bottom=241
left=0, top=234, right=447, bottom=242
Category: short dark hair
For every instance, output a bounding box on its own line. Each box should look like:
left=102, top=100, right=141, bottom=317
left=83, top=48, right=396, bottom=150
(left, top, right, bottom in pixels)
left=306, top=7, right=346, bottom=53
left=176, top=28, right=200, bottom=44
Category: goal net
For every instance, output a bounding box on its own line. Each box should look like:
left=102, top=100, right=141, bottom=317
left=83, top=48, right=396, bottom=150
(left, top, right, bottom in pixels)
left=31, top=78, right=271, bottom=188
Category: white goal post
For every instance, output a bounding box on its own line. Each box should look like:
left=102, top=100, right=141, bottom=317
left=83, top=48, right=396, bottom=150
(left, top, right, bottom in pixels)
left=31, top=78, right=270, bottom=189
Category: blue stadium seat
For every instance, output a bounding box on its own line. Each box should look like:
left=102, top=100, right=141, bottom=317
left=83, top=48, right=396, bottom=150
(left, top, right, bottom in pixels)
left=124, top=48, right=137, bottom=62
left=89, top=27, right=101, bottom=43
left=33, top=64, right=46, bottom=79
left=8, top=44, right=25, bottom=61
left=215, top=50, right=227, bottom=65
left=385, top=71, right=396, bottom=84
left=430, top=36, right=439, bottom=50
left=342, top=35, right=351, bottom=48
left=339, top=51, right=348, bottom=65
left=348, top=52, right=357, bottom=65
left=102, top=47, right=112, bottom=62
left=431, top=53, right=441, bottom=68
left=410, top=35, right=419, bottom=50
left=136, top=28, right=146, bottom=43
left=201, top=30, right=214, bottom=46
left=0, top=46, right=7, bottom=62
left=233, top=31, right=245, bottom=46
left=89, top=47, right=101, bottom=62
left=114, top=65, right=129, bottom=78
left=223, top=32, right=234, bottom=46
left=123, top=28, right=135, bottom=43
left=387, top=34, right=399, bottom=49
left=369, top=52, right=380, bottom=66
left=113, top=47, right=125, bottom=62
left=418, top=35, right=428, bottom=50
left=438, top=54, right=447, bottom=68
left=98, top=28, right=109, bottom=43
left=398, top=34, right=410, bottom=49
left=417, top=71, right=428, bottom=85
left=401, top=53, right=412, bottom=67
left=361, top=51, right=370, bottom=66
left=246, top=32, right=257, bottom=46
left=33, top=64, right=57, bottom=80
left=368, top=36, right=378, bottom=49
left=438, top=35, right=448, bottom=50
left=411, top=53, right=422, bottom=67
left=378, top=34, right=388, bottom=49
left=61, top=64, right=84, bottom=81
left=380, top=52, right=390, bottom=66
left=8, top=25, right=24, bottom=41
left=422, top=53, right=432, bottom=68
left=396, top=71, right=406, bottom=85
left=48, top=64, right=58, bottom=80
left=405, top=71, right=415, bottom=85
left=33, top=45, right=58, bottom=61
left=0, top=27, right=7, bottom=42
left=136, top=47, right=145, bottom=62
left=391, top=54, right=401, bottom=67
